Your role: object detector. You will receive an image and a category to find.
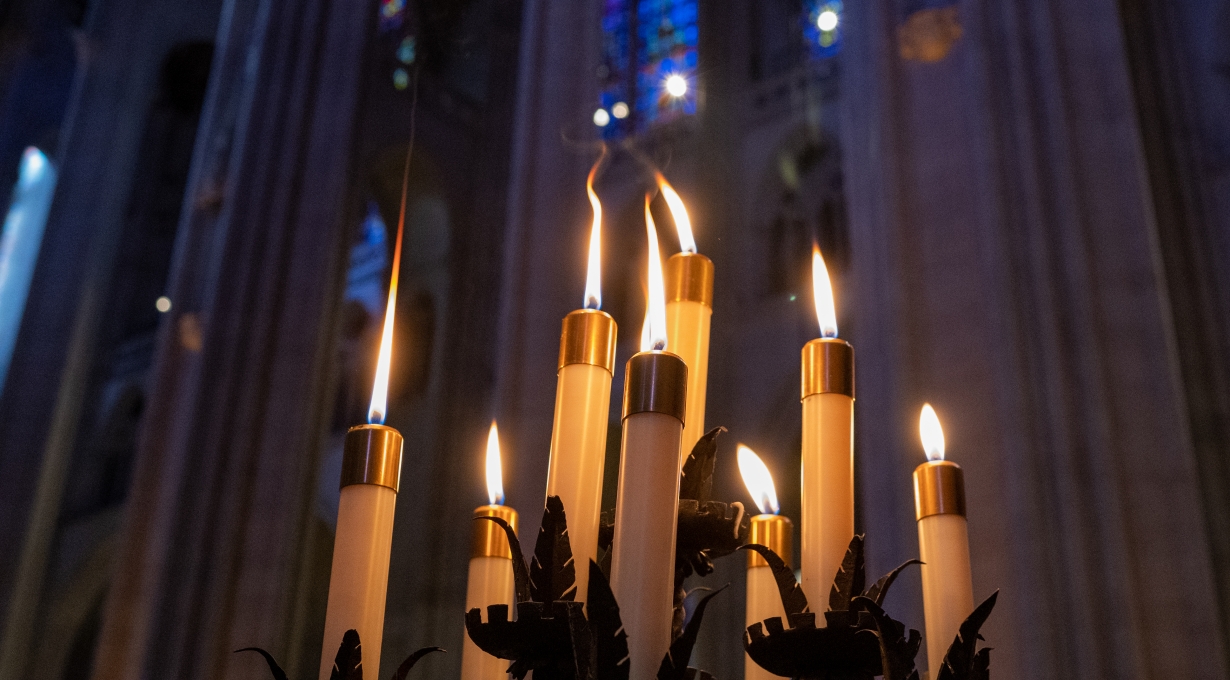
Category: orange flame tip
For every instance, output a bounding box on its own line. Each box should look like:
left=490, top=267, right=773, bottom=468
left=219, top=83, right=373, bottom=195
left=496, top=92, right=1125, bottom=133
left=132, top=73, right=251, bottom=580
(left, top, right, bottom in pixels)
left=654, top=171, right=696, bottom=254
left=584, top=151, right=606, bottom=309
left=486, top=421, right=504, bottom=505
left=737, top=444, right=780, bottom=515
left=919, top=403, right=945, bottom=462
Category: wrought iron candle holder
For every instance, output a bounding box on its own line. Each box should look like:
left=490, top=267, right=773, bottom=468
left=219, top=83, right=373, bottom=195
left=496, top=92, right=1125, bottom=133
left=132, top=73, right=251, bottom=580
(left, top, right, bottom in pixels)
left=464, top=424, right=999, bottom=680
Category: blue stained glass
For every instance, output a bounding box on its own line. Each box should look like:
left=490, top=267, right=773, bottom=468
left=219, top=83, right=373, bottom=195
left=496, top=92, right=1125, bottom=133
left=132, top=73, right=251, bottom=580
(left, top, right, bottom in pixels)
left=598, top=0, right=698, bottom=137
left=803, top=0, right=843, bottom=60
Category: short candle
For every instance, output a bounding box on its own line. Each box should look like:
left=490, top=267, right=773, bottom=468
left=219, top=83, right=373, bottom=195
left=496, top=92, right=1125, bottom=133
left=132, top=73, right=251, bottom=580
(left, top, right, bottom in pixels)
left=913, top=403, right=974, bottom=680
left=737, top=444, right=793, bottom=680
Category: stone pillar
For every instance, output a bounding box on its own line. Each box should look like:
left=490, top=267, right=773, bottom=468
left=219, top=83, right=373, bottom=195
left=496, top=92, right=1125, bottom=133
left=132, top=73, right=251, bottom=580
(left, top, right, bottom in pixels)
left=840, top=0, right=1229, bottom=677
left=89, top=0, right=369, bottom=678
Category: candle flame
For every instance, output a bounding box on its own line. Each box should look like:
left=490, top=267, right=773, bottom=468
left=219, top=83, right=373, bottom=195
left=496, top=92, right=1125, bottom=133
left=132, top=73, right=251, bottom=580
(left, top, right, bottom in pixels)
left=486, top=421, right=504, bottom=505
left=642, top=196, right=668, bottom=351
left=368, top=195, right=408, bottom=426
left=812, top=246, right=838, bottom=338
left=654, top=171, right=696, bottom=254
left=919, top=403, right=945, bottom=461
left=584, top=151, right=606, bottom=310
left=737, top=444, right=780, bottom=515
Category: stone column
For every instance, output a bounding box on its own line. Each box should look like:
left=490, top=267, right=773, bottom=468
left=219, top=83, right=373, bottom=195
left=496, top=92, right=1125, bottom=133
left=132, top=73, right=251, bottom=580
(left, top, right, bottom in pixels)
left=89, top=0, right=369, bottom=678
left=840, top=0, right=1228, bottom=677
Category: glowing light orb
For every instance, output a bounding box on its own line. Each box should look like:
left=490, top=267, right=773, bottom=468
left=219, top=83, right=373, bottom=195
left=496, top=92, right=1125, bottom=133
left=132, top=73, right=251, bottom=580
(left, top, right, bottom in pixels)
left=611, top=102, right=630, bottom=119
left=155, top=296, right=172, bottom=313
left=818, top=9, right=839, bottom=32
left=593, top=108, right=611, bottom=127
left=665, top=74, right=688, bottom=98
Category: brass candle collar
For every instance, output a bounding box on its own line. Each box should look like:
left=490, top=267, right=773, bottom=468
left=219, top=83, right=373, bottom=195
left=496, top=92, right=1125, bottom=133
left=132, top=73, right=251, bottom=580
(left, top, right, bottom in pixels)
left=665, top=252, right=714, bottom=307
left=340, top=424, right=404, bottom=492
left=747, top=514, right=793, bottom=568
left=622, top=351, right=688, bottom=423
left=801, top=338, right=855, bottom=399
left=913, top=460, right=966, bottom=519
left=472, top=505, right=519, bottom=559
left=558, top=309, right=618, bottom=373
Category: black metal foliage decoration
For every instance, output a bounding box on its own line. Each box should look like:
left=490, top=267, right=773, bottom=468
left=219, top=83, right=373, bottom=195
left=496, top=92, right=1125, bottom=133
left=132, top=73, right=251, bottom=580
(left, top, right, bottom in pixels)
left=741, top=535, right=923, bottom=680
left=658, top=586, right=727, bottom=680
left=467, top=496, right=723, bottom=680
left=235, top=629, right=443, bottom=680
left=935, top=591, right=998, bottom=680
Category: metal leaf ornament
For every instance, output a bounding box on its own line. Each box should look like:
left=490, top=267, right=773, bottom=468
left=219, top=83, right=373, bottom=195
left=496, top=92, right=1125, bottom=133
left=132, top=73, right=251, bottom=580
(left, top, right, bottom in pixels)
left=658, top=586, right=727, bottom=680
left=329, top=629, right=363, bottom=680
left=587, top=560, right=630, bottom=680
left=475, top=514, right=532, bottom=603
left=743, top=535, right=922, bottom=680
left=936, top=591, right=998, bottom=680
left=679, top=426, right=725, bottom=502
left=854, top=597, right=921, bottom=680
left=532, top=495, right=578, bottom=603
left=236, top=632, right=442, bottom=680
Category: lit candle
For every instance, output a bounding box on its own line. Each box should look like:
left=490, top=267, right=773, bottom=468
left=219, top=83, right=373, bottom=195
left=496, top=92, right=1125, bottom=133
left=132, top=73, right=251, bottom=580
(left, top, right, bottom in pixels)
left=544, top=157, right=617, bottom=605
left=737, top=444, right=792, bottom=680
left=462, top=422, right=518, bottom=680
left=610, top=197, right=688, bottom=680
left=914, top=404, right=974, bottom=680
left=319, top=212, right=407, bottom=679
left=657, top=172, right=713, bottom=463
left=799, top=247, right=854, bottom=614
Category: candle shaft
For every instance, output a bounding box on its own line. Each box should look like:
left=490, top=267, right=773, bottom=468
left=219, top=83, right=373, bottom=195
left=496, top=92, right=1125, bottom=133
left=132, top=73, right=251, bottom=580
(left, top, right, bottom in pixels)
left=665, top=253, right=713, bottom=462
left=610, top=351, right=686, bottom=680
left=918, top=514, right=974, bottom=678
left=545, top=309, right=616, bottom=603
left=611, top=412, right=683, bottom=680
left=320, top=484, right=397, bottom=680
left=319, top=425, right=402, bottom=680
left=799, top=392, right=853, bottom=610
left=914, top=459, right=973, bottom=679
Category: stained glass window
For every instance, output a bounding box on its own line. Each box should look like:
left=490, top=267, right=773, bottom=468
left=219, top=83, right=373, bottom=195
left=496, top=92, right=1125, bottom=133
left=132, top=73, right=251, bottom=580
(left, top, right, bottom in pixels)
left=803, top=0, right=843, bottom=60
left=597, top=0, right=698, bottom=138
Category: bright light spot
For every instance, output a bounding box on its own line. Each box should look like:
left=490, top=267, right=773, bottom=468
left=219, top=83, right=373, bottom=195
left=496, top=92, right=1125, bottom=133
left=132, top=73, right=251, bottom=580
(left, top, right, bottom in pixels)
left=920, top=403, right=946, bottom=462
left=486, top=421, right=505, bottom=505
left=817, top=9, right=839, bottom=32
left=642, top=195, right=668, bottom=352
left=155, top=296, right=172, bottom=313
left=593, top=108, right=610, bottom=127
left=611, top=102, right=630, bottom=119
left=737, top=444, right=780, bottom=515
left=397, top=36, right=416, bottom=65
left=665, top=74, right=688, bottom=98
left=812, top=247, right=838, bottom=338
left=393, top=68, right=409, bottom=90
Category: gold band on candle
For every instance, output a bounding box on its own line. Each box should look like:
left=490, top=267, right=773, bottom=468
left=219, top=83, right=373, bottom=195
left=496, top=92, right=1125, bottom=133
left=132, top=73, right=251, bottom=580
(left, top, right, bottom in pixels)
left=622, top=351, right=688, bottom=423
left=340, top=424, right=404, bottom=491
left=559, top=309, right=618, bottom=372
left=472, top=505, right=519, bottom=558
left=801, top=338, right=854, bottom=399
left=665, top=252, right=714, bottom=307
left=913, top=460, right=966, bottom=519
left=747, top=515, right=793, bottom=568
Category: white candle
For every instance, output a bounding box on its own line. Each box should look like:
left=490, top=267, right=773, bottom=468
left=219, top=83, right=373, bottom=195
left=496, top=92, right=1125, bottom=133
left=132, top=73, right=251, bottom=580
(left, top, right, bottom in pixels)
left=914, top=404, right=974, bottom=680
left=319, top=425, right=403, bottom=680
left=544, top=162, right=617, bottom=604
left=737, top=445, right=792, bottom=680
left=656, top=172, right=714, bottom=462
left=610, top=203, right=688, bottom=680
left=461, top=423, right=518, bottom=680
left=799, top=248, right=854, bottom=612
